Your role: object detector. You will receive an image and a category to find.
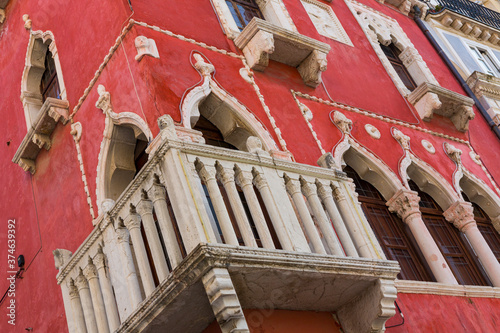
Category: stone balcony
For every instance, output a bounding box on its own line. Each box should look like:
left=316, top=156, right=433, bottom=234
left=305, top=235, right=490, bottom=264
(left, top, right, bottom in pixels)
left=467, top=71, right=500, bottom=125
left=54, top=117, right=399, bottom=333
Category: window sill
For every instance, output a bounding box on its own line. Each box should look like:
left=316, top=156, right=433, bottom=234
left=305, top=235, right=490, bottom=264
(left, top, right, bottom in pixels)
left=408, top=82, right=475, bottom=132
left=234, top=18, right=331, bottom=88
left=395, top=280, right=500, bottom=298
left=12, top=98, right=70, bottom=174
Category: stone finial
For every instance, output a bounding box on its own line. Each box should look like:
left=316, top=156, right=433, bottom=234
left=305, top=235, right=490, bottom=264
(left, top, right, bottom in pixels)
left=135, top=36, right=159, bottom=61
left=53, top=249, right=73, bottom=271
left=193, top=53, right=215, bottom=76
left=96, top=85, right=112, bottom=114
left=246, top=136, right=263, bottom=153
left=392, top=128, right=410, bottom=150
left=157, top=114, right=178, bottom=140
left=333, top=111, right=352, bottom=135
left=444, top=142, right=462, bottom=165
left=70, top=122, right=83, bottom=143
left=23, top=14, right=32, bottom=30
left=443, top=201, right=476, bottom=231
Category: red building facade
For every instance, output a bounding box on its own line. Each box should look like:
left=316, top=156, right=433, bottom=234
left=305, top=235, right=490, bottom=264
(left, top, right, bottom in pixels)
left=1, top=0, right=500, bottom=332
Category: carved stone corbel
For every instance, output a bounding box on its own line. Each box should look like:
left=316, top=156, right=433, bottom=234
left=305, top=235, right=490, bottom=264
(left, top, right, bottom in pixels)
left=297, top=49, right=328, bottom=87
left=241, top=29, right=274, bottom=71
left=134, top=36, right=159, bottom=61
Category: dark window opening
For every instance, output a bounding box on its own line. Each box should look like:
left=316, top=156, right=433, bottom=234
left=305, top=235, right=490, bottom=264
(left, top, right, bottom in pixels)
left=193, top=115, right=238, bottom=150
left=225, top=0, right=264, bottom=30
left=134, top=138, right=149, bottom=175
left=345, top=166, right=433, bottom=281
left=380, top=43, right=417, bottom=92
left=40, top=48, right=61, bottom=102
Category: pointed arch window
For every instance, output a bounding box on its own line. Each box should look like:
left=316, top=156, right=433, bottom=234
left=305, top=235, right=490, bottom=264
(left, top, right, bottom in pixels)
left=40, top=48, right=61, bottom=102
left=345, top=166, right=433, bottom=281
left=409, top=182, right=490, bottom=286
left=380, top=43, right=417, bottom=92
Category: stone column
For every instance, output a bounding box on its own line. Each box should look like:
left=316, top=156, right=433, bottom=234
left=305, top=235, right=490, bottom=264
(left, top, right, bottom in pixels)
left=331, top=182, right=374, bottom=258
left=83, top=257, right=110, bottom=333
left=68, top=279, right=88, bottom=333
left=115, top=224, right=143, bottom=308
left=300, top=178, right=344, bottom=256
left=216, top=163, right=258, bottom=247
left=235, top=167, right=275, bottom=249
left=137, top=195, right=170, bottom=281
left=444, top=201, right=500, bottom=287
left=75, top=269, right=98, bottom=333
left=284, top=175, right=326, bottom=254
left=387, top=189, right=458, bottom=284
left=149, top=181, right=184, bottom=269
left=253, top=170, right=295, bottom=251
left=316, top=180, right=359, bottom=257
left=124, top=211, right=156, bottom=296
left=202, top=268, right=249, bottom=333
left=195, top=161, right=239, bottom=246
left=94, top=247, right=121, bottom=332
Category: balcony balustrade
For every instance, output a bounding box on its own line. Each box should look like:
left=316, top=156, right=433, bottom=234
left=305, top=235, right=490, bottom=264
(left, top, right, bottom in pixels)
left=53, top=116, right=399, bottom=333
left=436, top=0, right=500, bottom=30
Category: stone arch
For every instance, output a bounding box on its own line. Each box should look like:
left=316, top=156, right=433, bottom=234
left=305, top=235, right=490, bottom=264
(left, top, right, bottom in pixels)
left=341, top=141, right=402, bottom=201
left=181, top=80, right=279, bottom=152
left=460, top=169, right=500, bottom=219
left=406, top=156, right=459, bottom=211
left=96, top=112, right=153, bottom=214
left=21, top=30, right=67, bottom=130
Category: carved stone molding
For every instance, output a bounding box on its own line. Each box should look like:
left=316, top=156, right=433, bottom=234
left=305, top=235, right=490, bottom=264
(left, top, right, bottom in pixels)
left=443, top=201, right=476, bottom=231
left=408, top=82, right=475, bottom=132
left=135, top=36, right=159, bottom=61
left=467, top=71, right=500, bottom=125
left=392, top=128, right=410, bottom=150
left=365, top=124, right=381, bottom=139
left=333, top=111, right=352, bottom=135
left=421, top=139, right=435, bottom=154
left=193, top=53, right=215, bottom=76
left=12, top=98, right=70, bottom=174
left=234, top=18, right=330, bottom=87
left=444, top=142, right=462, bottom=165
left=387, top=189, right=421, bottom=221
left=428, top=11, right=500, bottom=47
left=96, top=84, right=112, bottom=114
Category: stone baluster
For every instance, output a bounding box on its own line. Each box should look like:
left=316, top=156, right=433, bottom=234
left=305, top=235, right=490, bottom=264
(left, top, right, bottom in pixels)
left=124, top=208, right=156, bottom=296
left=137, top=191, right=170, bottom=282
left=234, top=166, right=275, bottom=249
left=195, top=161, right=239, bottom=246
left=252, top=169, right=295, bottom=251
left=216, top=162, right=258, bottom=247
left=331, top=182, right=375, bottom=258
left=75, top=269, right=98, bottom=333
left=83, top=257, right=110, bottom=333
left=115, top=222, right=143, bottom=308
left=444, top=201, right=500, bottom=287
left=94, top=246, right=121, bottom=332
left=316, top=180, right=359, bottom=257
left=300, top=177, right=344, bottom=256
left=68, top=278, right=88, bottom=333
left=149, top=179, right=184, bottom=269
left=388, top=189, right=458, bottom=284
left=284, top=175, right=326, bottom=254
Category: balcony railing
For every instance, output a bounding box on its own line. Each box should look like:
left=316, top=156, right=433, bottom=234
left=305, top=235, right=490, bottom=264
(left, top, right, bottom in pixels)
left=436, top=0, right=500, bottom=30
left=53, top=116, right=399, bottom=333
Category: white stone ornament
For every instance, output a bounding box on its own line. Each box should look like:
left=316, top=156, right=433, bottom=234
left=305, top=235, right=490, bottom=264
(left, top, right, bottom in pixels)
left=469, top=151, right=482, bottom=165
left=0, top=9, right=5, bottom=24
left=193, top=53, right=215, bottom=76
left=421, top=140, right=435, bottom=154
left=70, top=122, right=83, bottom=143
left=134, top=36, right=159, bottom=61
left=365, top=124, right=381, bottom=139
left=239, top=68, right=253, bottom=84
left=23, top=14, right=32, bottom=30
left=96, top=85, right=112, bottom=114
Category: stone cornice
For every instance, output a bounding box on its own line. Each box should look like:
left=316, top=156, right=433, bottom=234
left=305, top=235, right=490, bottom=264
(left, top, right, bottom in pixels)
left=426, top=10, right=500, bottom=47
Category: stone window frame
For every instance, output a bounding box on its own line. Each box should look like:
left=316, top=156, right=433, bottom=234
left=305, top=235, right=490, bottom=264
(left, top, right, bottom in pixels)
left=21, top=30, right=68, bottom=130
left=211, top=0, right=297, bottom=39
left=300, top=0, right=353, bottom=46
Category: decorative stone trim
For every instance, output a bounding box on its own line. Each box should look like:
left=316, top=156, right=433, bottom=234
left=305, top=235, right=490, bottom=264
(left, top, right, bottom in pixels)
left=365, top=124, right=381, bottom=139
left=428, top=10, right=500, bottom=47
left=395, top=280, right=500, bottom=298
left=300, top=0, right=353, bottom=46
left=234, top=18, right=331, bottom=87
left=379, top=0, right=427, bottom=17
left=467, top=71, right=500, bottom=125
left=12, top=98, right=69, bottom=174
left=421, top=139, right=436, bottom=154
left=408, top=82, right=475, bottom=132
left=134, top=36, right=159, bottom=61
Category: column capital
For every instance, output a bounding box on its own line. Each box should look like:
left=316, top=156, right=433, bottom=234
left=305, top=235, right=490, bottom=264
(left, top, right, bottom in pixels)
left=315, top=180, right=333, bottom=201
left=124, top=211, right=142, bottom=231
left=68, top=278, right=79, bottom=299
left=444, top=201, right=477, bottom=231
left=83, top=257, right=98, bottom=280
left=149, top=182, right=166, bottom=202
left=299, top=177, right=317, bottom=198
left=93, top=246, right=106, bottom=270
left=252, top=168, right=268, bottom=190
left=216, top=163, right=235, bottom=185
left=284, top=174, right=301, bottom=196
left=195, top=159, right=216, bottom=182
left=115, top=222, right=130, bottom=244
left=387, top=189, right=421, bottom=221
left=331, top=183, right=346, bottom=202
left=234, top=167, right=252, bottom=188
left=74, top=269, right=89, bottom=291
left=137, top=198, right=154, bottom=216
